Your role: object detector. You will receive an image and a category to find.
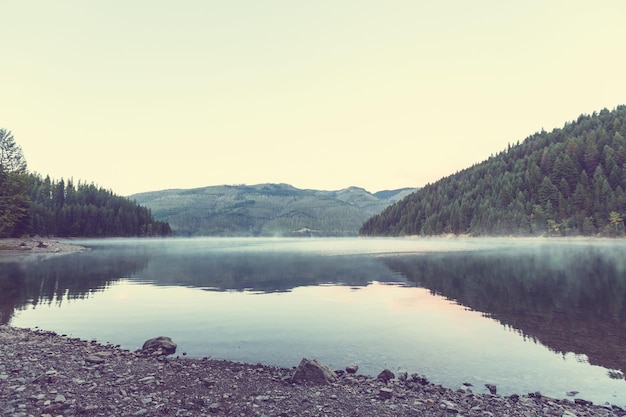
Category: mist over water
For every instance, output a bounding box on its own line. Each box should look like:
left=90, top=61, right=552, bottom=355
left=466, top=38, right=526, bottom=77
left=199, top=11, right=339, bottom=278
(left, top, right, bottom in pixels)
left=2, top=237, right=625, bottom=406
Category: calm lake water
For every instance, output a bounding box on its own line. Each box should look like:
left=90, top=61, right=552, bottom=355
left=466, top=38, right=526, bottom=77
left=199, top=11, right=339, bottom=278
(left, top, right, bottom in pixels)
left=2, top=237, right=626, bottom=406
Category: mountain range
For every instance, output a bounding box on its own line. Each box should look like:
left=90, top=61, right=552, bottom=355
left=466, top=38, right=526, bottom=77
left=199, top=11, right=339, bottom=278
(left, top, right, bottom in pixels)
left=130, top=183, right=416, bottom=236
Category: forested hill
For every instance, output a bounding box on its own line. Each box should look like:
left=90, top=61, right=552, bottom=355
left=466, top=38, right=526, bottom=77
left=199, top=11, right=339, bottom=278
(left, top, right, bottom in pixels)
left=0, top=128, right=171, bottom=238
left=131, top=184, right=416, bottom=236
left=20, top=175, right=171, bottom=237
left=360, top=105, right=626, bottom=237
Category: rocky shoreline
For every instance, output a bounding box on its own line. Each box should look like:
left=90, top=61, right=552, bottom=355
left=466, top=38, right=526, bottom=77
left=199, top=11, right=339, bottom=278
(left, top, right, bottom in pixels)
left=1, top=326, right=623, bottom=417
left=0, top=238, right=88, bottom=255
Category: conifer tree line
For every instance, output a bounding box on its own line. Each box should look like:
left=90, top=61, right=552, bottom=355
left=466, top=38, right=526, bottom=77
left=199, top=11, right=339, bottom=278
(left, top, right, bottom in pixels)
left=0, top=128, right=171, bottom=238
left=360, top=105, right=626, bottom=237
left=22, top=175, right=171, bottom=237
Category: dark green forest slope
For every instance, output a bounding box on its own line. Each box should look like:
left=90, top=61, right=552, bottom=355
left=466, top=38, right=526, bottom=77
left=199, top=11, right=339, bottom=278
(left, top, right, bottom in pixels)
left=132, top=184, right=415, bottom=236
left=0, top=129, right=170, bottom=238
left=20, top=175, right=171, bottom=237
left=361, top=106, right=626, bottom=237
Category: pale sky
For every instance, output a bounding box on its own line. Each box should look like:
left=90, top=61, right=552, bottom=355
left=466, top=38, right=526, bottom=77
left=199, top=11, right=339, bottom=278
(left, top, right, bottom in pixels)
left=2, top=1, right=625, bottom=196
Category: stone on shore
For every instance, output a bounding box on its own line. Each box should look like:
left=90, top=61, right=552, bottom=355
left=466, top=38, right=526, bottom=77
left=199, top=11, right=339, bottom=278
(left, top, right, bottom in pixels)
left=345, top=364, right=359, bottom=374
left=141, top=336, right=177, bottom=355
left=291, top=358, right=337, bottom=384
left=377, top=368, right=395, bottom=383
left=378, top=387, right=393, bottom=400
left=85, top=354, right=105, bottom=364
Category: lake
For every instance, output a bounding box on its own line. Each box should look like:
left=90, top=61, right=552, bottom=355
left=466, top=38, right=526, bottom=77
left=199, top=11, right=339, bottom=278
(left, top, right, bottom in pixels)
left=2, top=237, right=625, bottom=407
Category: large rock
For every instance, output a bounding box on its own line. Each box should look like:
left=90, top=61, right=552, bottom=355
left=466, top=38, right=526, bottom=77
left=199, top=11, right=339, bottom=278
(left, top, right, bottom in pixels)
left=291, top=358, right=337, bottom=384
left=377, top=368, right=395, bottom=383
left=141, top=336, right=177, bottom=355
left=345, top=364, right=359, bottom=374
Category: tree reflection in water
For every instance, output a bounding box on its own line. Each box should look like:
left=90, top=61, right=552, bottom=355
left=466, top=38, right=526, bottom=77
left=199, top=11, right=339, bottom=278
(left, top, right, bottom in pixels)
left=0, top=250, right=150, bottom=324
left=382, top=243, right=626, bottom=380
left=3, top=238, right=626, bottom=385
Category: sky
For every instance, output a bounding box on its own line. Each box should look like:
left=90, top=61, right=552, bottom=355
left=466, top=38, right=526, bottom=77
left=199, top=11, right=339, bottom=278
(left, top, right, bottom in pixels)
left=2, top=1, right=626, bottom=196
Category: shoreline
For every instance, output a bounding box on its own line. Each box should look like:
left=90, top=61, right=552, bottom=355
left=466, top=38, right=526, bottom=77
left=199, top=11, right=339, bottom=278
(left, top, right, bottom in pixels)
left=1, top=326, right=623, bottom=417
left=0, top=237, right=88, bottom=255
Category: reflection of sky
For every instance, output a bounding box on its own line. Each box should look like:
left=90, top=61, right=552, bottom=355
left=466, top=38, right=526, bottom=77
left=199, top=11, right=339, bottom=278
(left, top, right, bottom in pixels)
left=11, top=279, right=625, bottom=407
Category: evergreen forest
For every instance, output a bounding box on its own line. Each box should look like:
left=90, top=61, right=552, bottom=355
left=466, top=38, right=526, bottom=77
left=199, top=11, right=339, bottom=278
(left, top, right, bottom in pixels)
left=0, top=129, right=170, bottom=238
left=360, top=105, right=626, bottom=237
left=21, top=175, right=171, bottom=237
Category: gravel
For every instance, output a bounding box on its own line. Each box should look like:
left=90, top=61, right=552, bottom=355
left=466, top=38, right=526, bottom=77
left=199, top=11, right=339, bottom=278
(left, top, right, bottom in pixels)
left=1, top=325, right=624, bottom=417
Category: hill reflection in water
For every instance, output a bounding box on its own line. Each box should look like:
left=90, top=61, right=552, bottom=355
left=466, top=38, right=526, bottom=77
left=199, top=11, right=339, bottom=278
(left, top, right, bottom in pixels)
left=382, top=242, right=626, bottom=379
left=133, top=251, right=402, bottom=292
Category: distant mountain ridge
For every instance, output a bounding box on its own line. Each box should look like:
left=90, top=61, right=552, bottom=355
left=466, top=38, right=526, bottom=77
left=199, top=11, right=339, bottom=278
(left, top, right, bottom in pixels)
left=130, top=183, right=416, bottom=236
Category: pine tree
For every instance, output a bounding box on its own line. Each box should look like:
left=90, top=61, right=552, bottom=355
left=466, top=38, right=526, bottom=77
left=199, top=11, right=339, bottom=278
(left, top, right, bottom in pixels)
left=0, top=129, right=29, bottom=237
